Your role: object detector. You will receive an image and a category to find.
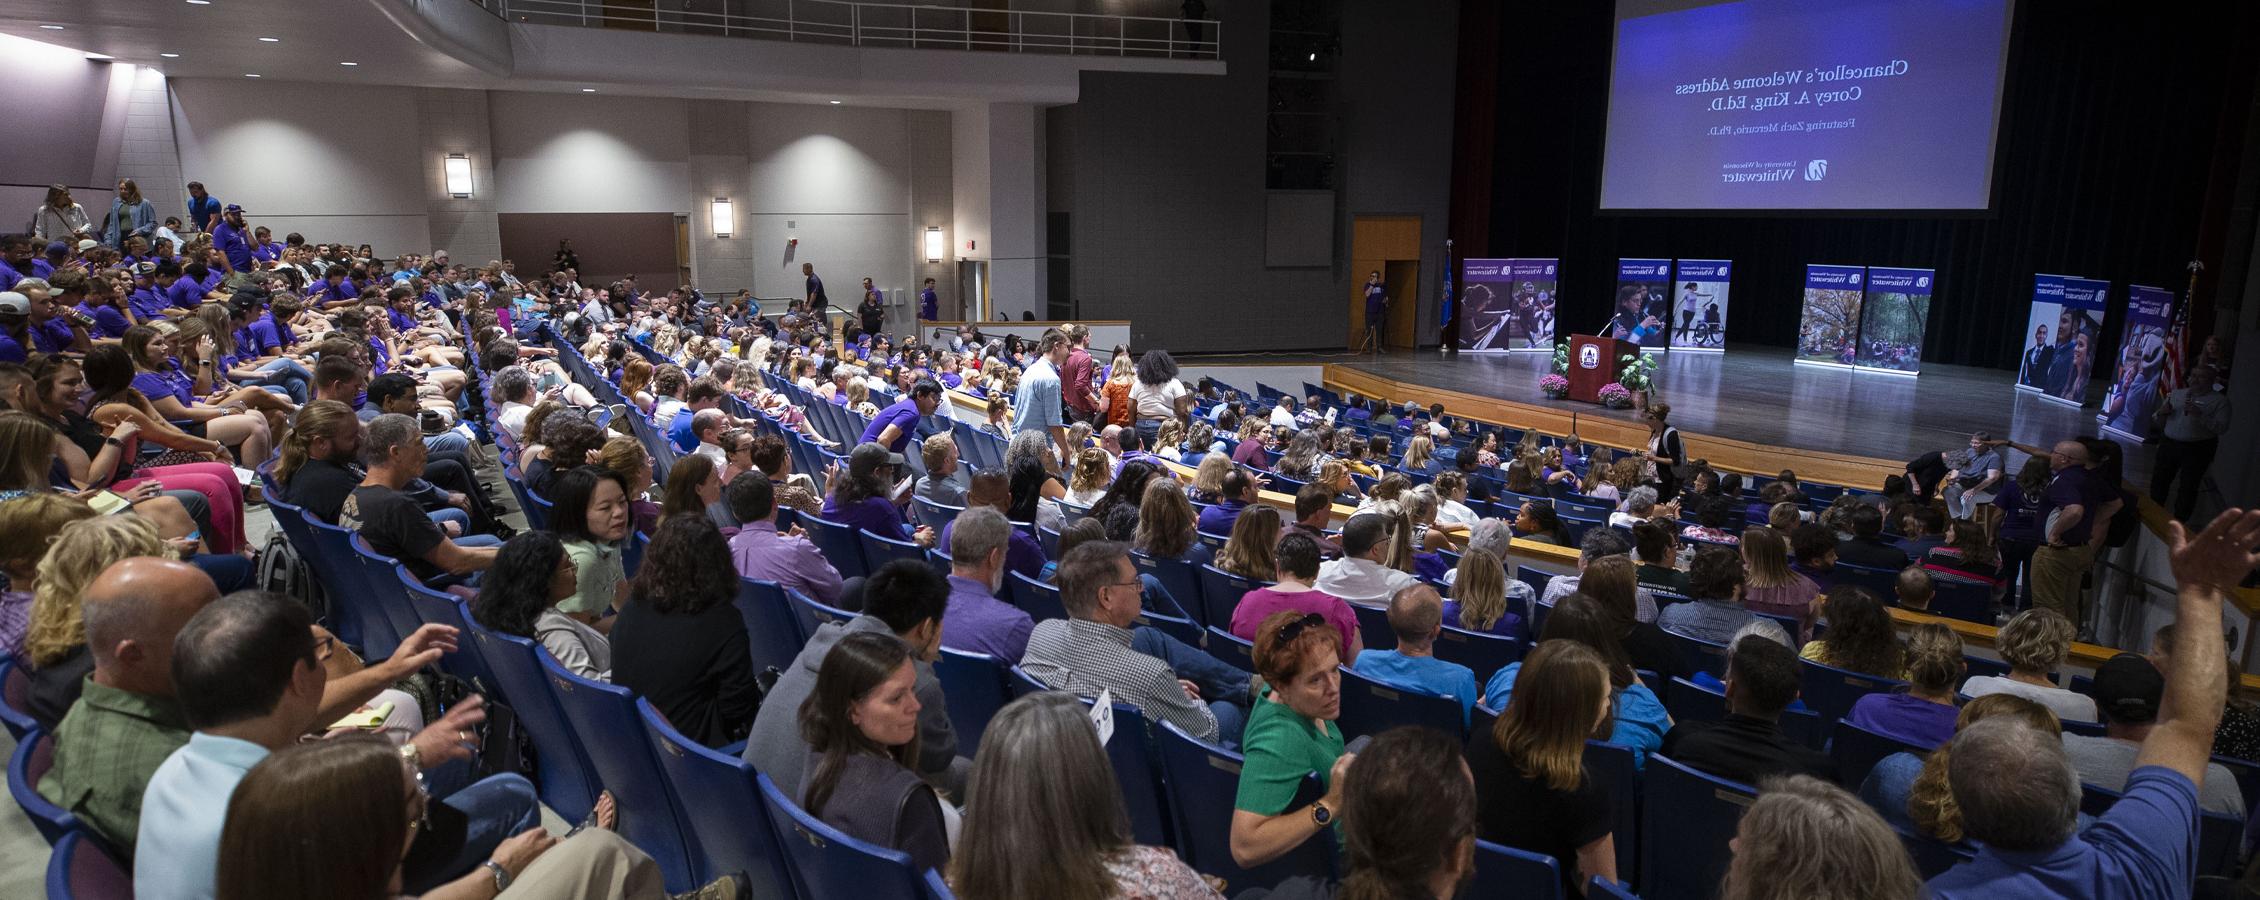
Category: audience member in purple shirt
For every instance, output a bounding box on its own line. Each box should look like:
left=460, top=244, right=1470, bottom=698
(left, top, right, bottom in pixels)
left=165, top=270, right=209, bottom=310
left=211, top=207, right=253, bottom=271
left=129, top=287, right=169, bottom=321
left=938, top=470, right=1043, bottom=581
left=247, top=309, right=297, bottom=356
left=1846, top=692, right=1960, bottom=749
left=725, top=478, right=845, bottom=607
left=859, top=381, right=941, bottom=454
left=819, top=443, right=931, bottom=546
left=77, top=301, right=129, bottom=339
left=936, top=508, right=1039, bottom=661
left=132, top=364, right=197, bottom=406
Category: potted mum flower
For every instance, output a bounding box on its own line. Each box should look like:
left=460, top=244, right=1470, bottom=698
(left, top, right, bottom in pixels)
left=1597, top=382, right=1635, bottom=409
left=1539, top=374, right=1570, bottom=399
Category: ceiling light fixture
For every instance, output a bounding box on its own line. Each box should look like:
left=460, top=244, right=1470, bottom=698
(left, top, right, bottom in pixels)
left=39, top=24, right=64, bottom=30
left=85, top=53, right=113, bottom=60
left=829, top=100, right=842, bottom=105
left=340, top=61, right=358, bottom=66
left=581, top=87, right=597, bottom=92
left=258, top=36, right=280, bottom=42
left=186, top=0, right=211, bottom=5
left=160, top=52, right=180, bottom=58
left=244, top=73, right=260, bottom=78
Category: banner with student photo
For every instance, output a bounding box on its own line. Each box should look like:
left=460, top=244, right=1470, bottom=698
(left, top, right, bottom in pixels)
left=1795, top=264, right=1866, bottom=369
left=2016, top=274, right=2109, bottom=407
left=1854, top=267, right=1936, bottom=373
left=1669, top=259, right=1730, bottom=352
left=2099, top=284, right=2176, bottom=440
left=1458, top=257, right=1559, bottom=351
left=1608, top=258, right=1673, bottom=349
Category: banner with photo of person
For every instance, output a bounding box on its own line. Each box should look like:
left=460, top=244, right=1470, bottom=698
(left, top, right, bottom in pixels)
left=1795, top=264, right=1866, bottom=369
left=1608, top=258, right=1673, bottom=349
left=2098, top=284, right=2176, bottom=440
left=1669, top=259, right=1731, bottom=352
left=1458, top=257, right=1560, bottom=352
left=2016, top=274, right=2109, bottom=407
left=1854, top=267, right=1936, bottom=374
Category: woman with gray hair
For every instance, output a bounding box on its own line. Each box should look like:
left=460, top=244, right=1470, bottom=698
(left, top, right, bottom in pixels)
left=1719, top=775, right=1922, bottom=900
left=1609, top=485, right=1662, bottom=529
left=947, top=692, right=1220, bottom=899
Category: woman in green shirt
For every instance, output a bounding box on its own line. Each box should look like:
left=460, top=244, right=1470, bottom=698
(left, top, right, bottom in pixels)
left=1229, top=611, right=1353, bottom=869
left=549, top=465, right=631, bottom=631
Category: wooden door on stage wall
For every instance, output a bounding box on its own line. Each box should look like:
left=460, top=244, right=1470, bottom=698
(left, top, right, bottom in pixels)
left=1350, top=215, right=1421, bottom=351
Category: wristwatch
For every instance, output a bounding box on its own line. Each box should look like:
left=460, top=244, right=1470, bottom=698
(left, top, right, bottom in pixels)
left=483, top=860, right=512, bottom=892
left=1309, top=800, right=1332, bottom=827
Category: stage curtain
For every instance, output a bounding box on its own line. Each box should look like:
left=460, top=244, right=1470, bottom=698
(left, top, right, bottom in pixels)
left=1467, top=1, right=2257, bottom=370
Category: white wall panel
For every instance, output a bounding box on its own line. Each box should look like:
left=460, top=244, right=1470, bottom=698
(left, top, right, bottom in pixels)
left=168, top=78, right=430, bottom=254
left=489, top=92, right=691, bottom=214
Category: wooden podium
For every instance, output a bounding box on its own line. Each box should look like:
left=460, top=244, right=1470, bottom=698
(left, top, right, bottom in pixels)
left=1567, top=335, right=1636, bottom=403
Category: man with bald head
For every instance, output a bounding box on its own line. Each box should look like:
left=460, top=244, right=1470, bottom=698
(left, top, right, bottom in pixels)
left=2030, top=439, right=2100, bottom=628
left=1351, top=584, right=1477, bottom=725
left=37, top=557, right=219, bottom=854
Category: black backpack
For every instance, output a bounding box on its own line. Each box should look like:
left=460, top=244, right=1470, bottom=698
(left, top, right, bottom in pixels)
left=254, top=527, right=328, bottom=625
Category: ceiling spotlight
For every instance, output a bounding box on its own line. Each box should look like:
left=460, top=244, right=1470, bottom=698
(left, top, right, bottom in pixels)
left=829, top=100, right=842, bottom=105
left=39, top=24, right=64, bottom=30
left=85, top=53, right=113, bottom=60
left=186, top=0, right=211, bottom=5
left=580, top=87, right=597, bottom=92
left=1308, top=52, right=1316, bottom=61
left=258, top=36, right=280, bottom=42
left=160, top=52, right=180, bottom=58
left=340, top=61, right=358, bottom=66
left=244, top=73, right=260, bottom=78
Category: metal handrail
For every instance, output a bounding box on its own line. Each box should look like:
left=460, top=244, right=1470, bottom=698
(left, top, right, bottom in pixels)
left=496, top=0, right=1220, bottom=59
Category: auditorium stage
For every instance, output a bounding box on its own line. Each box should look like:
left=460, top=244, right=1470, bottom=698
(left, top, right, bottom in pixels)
left=1308, top=345, right=2153, bottom=487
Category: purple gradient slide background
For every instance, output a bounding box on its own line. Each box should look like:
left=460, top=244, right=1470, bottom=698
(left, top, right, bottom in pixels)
left=1601, top=0, right=2013, bottom=211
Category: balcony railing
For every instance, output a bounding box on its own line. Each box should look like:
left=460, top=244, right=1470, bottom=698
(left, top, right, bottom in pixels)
left=496, top=0, right=1221, bottom=59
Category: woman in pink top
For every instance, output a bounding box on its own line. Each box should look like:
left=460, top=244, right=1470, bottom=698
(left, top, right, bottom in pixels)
left=1228, top=531, right=1365, bottom=658
left=1739, top=525, right=1821, bottom=635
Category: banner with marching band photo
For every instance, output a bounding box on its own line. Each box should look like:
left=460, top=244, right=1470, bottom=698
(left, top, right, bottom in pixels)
left=2098, top=284, right=2175, bottom=440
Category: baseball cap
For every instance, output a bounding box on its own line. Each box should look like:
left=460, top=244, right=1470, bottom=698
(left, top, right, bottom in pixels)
left=0, top=292, right=27, bottom=316
left=2090, top=653, right=2165, bottom=725
left=848, top=442, right=904, bottom=478
left=74, top=239, right=98, bottom=252
left=224, top=204, right=245, bottom=214
left=43, top=241, right=68, bottom=255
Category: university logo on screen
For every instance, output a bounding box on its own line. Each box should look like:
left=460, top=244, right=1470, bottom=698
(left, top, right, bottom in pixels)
left=1804, top=159, right=1828, bottom=181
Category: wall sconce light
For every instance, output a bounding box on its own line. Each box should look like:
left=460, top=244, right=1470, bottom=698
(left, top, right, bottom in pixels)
left=924, top=226, right=943, bottom=263
left=443, top=153, right=473, bottom=198
left=712, top=197, right=734, bottom=238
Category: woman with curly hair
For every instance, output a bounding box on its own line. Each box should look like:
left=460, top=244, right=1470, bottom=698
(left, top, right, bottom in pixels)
left=473, top=531, right=610, bottom=680
left=608, top=514, right=759, bottom=746
left=1799, top=586, right=1907, bottom=679
left=18, top=514, right=166, bottom=728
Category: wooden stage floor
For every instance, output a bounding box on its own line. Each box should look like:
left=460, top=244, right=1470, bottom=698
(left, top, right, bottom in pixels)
left=1335, top=345, right=2154, bottom=485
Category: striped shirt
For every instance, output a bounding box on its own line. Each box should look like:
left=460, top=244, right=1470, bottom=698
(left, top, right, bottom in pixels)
left=1021, top=618, right=1219, bottom=743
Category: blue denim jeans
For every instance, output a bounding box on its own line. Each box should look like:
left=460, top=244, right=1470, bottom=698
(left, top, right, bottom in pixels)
left=1132, top=625, right=1253, bottom=747
left=246, top=357, right=312, bottom=404
left=399, top=771, right=543, bottom=893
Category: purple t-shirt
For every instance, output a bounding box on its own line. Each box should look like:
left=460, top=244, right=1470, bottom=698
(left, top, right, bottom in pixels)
left=211, top=221, right=253, bottom=271
left=2040, top=466, right=2096, bottom=545
left=1845, top=692, right=1959, bottom=749
left=247, top=313, right=296, bottom=355
left=78, top=303, right=130, bottom=339
left=28, top=318, right=75, bottom=353
left=940, top=574, right=1034, bottom=663
left=939, top=518, right=1044, bottom=582
left=1229, top=586, right=1359, bottom=652
left=164, top=277, right=206, bottom=311
left=821, top=493, right=913, bottom=543
left=133, top=363, right=196, bottom=405
left=128, top=288, right=169, bottom=321
left=859, top=397, right=923, bottom=453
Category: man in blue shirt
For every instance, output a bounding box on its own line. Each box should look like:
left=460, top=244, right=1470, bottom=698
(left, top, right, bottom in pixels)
left=1925, top=508, right=2260, bottom=899
left=1352, top=584, right=1477, bottom=725
left=862, top=379, right=942, bottom=454
left=209, top=205, right=253, bottom=273
left=135, top=590, right=537, bottom=899
left=667, top=376, right=728, bottom=453
left=1014, top=329, right=1073, bottom=462
left=919, top=277, right=939, bottom=321
left=1362, top=269, right=1387, bottom=352
left=184, top=181, right=221, bottom=233
left=802, top=262, right=828, bottom=328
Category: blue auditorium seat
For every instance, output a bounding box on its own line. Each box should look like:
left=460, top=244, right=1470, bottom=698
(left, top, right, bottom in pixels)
left=1079, top=696, right=1174, bottom=847
left=0, top=658, right=36, bottom=739
left=1129, top=552, right=1202, bottom=625
left=302, top=516, right=400, bottom=660
left=757, top=773, right=929, bottom=900
left=465, top=626, right=602, bottom=825
left=1204, top=626, right=1256, bottom=672
left=860, top=529, right=927, bottom=571
left=1152, top=720, right=1337, bottom=889
left=348, top=535, right=430, bottom=665
left=801, top=515, right=871, bottom=579
left=538, top=652, right=699, bottom=890
left=45, top=830, right=131, bottom=900
left=1336, top=664, right=1466, bottom=741
left=1829, top=717, right=1933, bottom=791
left=1796, top=659, right=1907, bottom=737
left=396, top=568, right=498, bottom=690
left=735, top=579, right=814, bottom=675
left=1195, top=564, right=1269, bottom=632
left=638, top=699, right=796, bottom=898
left=1467, top=840, right=1563, bottom=900
left=1004, top=570, right=1068, bottom=623
left=10, top=728, right=82, bottom=846
left=1583, top=740, right=1641, bottom=882
left=934, top=648, right=1013, bottom=752
left=1639, top=755, right=1756, bottom=900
